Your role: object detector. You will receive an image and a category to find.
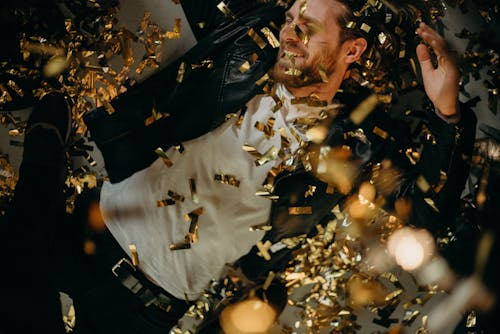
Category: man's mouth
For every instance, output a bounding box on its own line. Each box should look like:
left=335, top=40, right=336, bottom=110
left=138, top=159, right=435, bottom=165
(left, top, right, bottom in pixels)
left=283, top=50, right=304, bottom=58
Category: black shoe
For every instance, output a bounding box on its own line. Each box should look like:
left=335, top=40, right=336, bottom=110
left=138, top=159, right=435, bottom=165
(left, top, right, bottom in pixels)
left=23, top=93, right=72, bottom=166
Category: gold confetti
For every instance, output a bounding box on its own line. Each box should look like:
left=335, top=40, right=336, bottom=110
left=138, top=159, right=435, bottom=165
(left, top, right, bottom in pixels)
left=372, top=126, right=389, bottom=139
left=254, top=117, right=275, bottom=139
left=305, top=185, right=317, bottom=198
left=155, top=147, right=173, bottom=167
left=176, top=61, right=186, bottom=83
left=256, top=240, right=272, bottom=260
left=157, top=198, right=175, bottom=207
left=416, top=175, right=431, bottom=193
left=255, top=146, right=279, bottom=166
left=249, top=223, right=273, bottom=231
left=214, top=174, right=241, bottom=187
left=169, top=239, right=191, bottom=250
left=129, top=244, right=140, bottom=266
left=217, top=1, right=236, bottom=20
left=432, top=171, right=447, bottom=193
left=288, top=206, right=313, bottom=215
left=165, top=18, right=181, bottom=39
left=248, top=28, right=267, bottom=49
left=260, top=27, right=280, bottom=48
left=349, top=94, right=379, bottom=125
left=189, top=178, right=199, bottom=203
left=360, top=23, right=372, bottom=33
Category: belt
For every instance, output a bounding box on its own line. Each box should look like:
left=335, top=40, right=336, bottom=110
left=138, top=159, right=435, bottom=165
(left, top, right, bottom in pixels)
left=111, top=257, right=188, bottom=313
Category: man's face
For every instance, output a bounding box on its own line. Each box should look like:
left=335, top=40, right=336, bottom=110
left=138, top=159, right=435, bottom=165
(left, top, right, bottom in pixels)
left=273, top=0, right=346, bottom=88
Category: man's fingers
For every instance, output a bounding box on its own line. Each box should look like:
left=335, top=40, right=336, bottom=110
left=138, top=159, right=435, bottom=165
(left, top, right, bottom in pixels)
left=416, top=43, right=435, bottom=73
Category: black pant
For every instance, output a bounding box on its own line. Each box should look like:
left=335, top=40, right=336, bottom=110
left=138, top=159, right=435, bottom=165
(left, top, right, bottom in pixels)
left=0, top=128, right=187, bottom=334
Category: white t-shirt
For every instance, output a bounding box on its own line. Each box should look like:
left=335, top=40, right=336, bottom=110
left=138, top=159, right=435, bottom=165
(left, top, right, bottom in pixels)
left=100, top=84, right=328, bottom=300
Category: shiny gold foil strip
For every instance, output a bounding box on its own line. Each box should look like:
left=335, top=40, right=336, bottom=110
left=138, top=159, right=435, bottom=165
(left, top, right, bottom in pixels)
left=189, top=178, right=199, bottom=203
left=176, top=61, right=186, bottom=83
left=255, top=146, right=279, bottom=166
left=129, top=244, right=140, bottom=266
left=288, top=206, right=313, bottom=215
left=155, top=147, right=173, bottom=167
left=256, top=240, right=272, bottom=260
left=214, top=174, right=241, bottom=187
left=432, top=170, right=447, bottom=193
left=217, top=1, right=236, bottom=20
left=260, top=27, right=280, bottom=48
left=416, top=175, right=431, bottom=193
left=157, top=198, right=176, bottom=207
left=248, top=28, right=267, bottom=49
left=372, top=126, right=389, bottom=139
left=169, top=239, right=191, bottom=250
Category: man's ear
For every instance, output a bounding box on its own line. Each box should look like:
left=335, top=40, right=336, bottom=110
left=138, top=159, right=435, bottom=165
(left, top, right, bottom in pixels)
left=343, top=37, right=367, bottom=64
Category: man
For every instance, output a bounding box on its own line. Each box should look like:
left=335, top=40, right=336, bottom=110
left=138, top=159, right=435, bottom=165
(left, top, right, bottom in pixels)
left=1, top=0, right=475, bottom=333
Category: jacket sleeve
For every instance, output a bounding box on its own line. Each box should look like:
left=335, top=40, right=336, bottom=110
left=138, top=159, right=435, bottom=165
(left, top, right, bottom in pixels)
left=399, top=105, right=477, bottom=233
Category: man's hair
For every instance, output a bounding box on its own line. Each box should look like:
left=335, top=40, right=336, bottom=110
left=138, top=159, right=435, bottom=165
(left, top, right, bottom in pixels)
left=333, top=0, right=366, bottom=44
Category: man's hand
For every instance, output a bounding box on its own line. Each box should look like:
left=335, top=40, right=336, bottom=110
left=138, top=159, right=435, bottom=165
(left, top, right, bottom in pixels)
left=416, top=22, right=460, bottom=121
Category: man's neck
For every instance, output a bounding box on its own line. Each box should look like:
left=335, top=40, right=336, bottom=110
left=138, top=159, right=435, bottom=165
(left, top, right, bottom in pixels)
left=285, top=71, right=345, bottom=102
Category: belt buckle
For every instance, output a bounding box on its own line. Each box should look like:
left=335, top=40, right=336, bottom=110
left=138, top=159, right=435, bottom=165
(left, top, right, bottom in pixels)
left=111, top=257, right=136, bottom=277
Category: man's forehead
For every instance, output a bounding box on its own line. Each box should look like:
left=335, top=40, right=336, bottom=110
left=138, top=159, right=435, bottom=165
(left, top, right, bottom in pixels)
left=288, top=0, right=342, bottom=22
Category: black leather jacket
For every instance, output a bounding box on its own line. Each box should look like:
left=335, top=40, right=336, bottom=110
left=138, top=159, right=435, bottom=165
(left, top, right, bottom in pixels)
left=84, top=0, right=476, bottom=281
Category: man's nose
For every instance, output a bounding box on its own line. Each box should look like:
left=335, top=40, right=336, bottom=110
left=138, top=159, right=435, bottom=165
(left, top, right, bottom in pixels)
left=281, top=22, right=301, bottom=44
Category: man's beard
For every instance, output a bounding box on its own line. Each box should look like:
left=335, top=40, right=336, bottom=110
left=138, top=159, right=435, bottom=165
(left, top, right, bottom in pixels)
left=271, top=42, right=339, bottom=88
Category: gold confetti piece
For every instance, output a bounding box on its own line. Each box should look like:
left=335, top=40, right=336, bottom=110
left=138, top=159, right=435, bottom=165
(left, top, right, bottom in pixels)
left=197, top=21, right=205, bottom=29
left=254, top=117, right=275, bottom=139
left=305, top=185, right=316, bottom=198
left=168, top=190, right=185, bottom=202
left=242, top=144, right=262, bottom=159
left=256, top=73, right=270, bottom=86
left=184, top=207, right=204, bottom=222
left=189, top=178, right=199, bottom=203
left=176, top=61, right=186, bottom=83
left=424, top=198, right=440, bottom=212
left=402, top=310, right=420, bottom=326
left=256, top=240, right=272, bottom=260
left=217, top=1, right=236, bottom=20
left=129, top=244, right=140, bottom=266
left=255, top=146, right=279, bottom=166
left=405, top=147, right=421, bottom=165
left=249, top=223, right=272, bottom=231
left=260, top=27, right=280, bottom=48
left=255, top=190, right=279, bottom=200
left=432, top=171, right=447, bottom=193
left=288, top=206, right=313, bottom=215
left=416, top=175, right=431, bottom=193
left=155, top=147, right=173, bottom=167
left=165, top=18, right=181, bottom=39
left=349, top=94, right=379, bottom=125
left=372, top=126, right=389, bottom=139
left=239, top=61, right=251, bottom=73
left=360, top=23, right=372, bottom=33
left=157, top=198, right=176, bottom=207
left=466, top=310, right=476, bottom=328
left=6, top=80, right=24, bottom=97
left=214, top=174, right=241, bottom=187
left=169, top=239, right=191, bottom=250
left=284, top=68, right=302, bottom=76
left=248, top=28, right=267, bottom=49
left=263, top=271, right=275, bottom=290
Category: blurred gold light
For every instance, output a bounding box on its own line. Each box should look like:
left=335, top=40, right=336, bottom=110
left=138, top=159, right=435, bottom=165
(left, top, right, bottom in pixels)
left=387, top=227, right=435, bottom=271
left=219, top=298, right=277, bottom=334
